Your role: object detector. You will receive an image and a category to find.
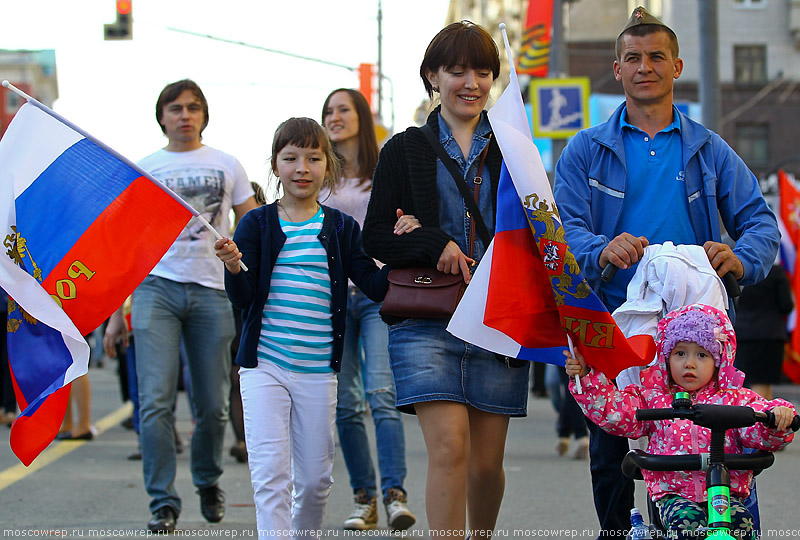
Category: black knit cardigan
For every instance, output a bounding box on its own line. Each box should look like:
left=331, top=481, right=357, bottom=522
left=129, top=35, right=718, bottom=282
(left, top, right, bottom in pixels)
left=362, top=106, right=502, bottom=267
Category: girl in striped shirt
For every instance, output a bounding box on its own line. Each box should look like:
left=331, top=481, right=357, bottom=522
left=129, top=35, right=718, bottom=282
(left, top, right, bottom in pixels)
left=215, top=118, right=393, bottom=539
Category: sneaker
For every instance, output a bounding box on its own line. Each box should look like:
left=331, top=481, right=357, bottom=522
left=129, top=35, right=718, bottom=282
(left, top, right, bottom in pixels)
left=556, top=437, right=569, bottom=456
left=384, top=487, right=416, bottom=531
left=197, top=485, right=225, bottom=523
left=572, top=436, right=589, bottom=460
left=343, top=489, right=377, bottom=530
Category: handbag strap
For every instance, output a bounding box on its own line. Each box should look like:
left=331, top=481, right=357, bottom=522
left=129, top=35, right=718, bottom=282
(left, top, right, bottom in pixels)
left=468, top=142, right=490, bottom=258
left=420, top=124, right=492, bottom=250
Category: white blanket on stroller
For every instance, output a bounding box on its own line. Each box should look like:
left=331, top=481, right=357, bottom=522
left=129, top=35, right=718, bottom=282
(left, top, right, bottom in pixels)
left=612, top=241, right=729, bottom=390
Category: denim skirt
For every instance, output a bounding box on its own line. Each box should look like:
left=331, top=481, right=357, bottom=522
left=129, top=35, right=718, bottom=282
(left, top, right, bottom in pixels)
left=388, top=318, right=530, bottom=416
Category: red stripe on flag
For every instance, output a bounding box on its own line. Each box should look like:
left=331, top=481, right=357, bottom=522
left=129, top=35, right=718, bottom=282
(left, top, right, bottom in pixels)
left=9, top=358, right=71, bottom=466
left=485, top=228, right=566, bottom=348
left=561, top=304, right=655, bottom=379
left=40, top=177, right=192, bottom=335
left=779, top=170, right=800, bottom=384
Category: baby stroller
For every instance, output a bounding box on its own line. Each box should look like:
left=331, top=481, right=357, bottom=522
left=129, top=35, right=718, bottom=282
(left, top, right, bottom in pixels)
left=604, top=242, right=767, bottom=535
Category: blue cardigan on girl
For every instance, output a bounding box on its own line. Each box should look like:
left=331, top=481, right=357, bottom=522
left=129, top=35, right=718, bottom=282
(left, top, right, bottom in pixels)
left=225, top=202, right=390, bottom=371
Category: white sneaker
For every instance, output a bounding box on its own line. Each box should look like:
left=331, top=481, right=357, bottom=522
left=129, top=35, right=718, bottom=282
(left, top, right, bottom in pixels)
left=572, top=436, right=589, bottom=460
left=343, top=489, right=377, bottom=530
left=384, top=487, right=416, bottom=531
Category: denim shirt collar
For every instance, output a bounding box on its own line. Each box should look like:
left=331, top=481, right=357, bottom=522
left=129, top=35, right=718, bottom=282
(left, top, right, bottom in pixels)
left=437, top=112, right=492, bottom=172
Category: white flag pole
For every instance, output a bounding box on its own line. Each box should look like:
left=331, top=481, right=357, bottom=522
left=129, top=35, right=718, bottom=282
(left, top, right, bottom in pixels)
left=1, top=80, right=248, bottom=272
left=566, top=335, right=582, bottom=394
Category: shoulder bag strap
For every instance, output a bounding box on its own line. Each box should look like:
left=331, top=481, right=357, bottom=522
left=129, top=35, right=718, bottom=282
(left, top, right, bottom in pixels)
left=420, top=124, right=492, bottom=249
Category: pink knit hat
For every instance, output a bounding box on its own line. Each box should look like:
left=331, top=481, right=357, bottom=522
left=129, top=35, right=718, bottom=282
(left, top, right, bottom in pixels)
left=657, top=305, right=733, bottom=367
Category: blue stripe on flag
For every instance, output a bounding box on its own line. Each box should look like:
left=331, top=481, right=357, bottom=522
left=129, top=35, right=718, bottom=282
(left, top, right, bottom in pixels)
left=15, top=138, right=140, bottom=282
left=495, top=163, right=530, bottom=234
left=517, top=345, right=567, bottom=366
left=7, top=307, right=73, bottom=414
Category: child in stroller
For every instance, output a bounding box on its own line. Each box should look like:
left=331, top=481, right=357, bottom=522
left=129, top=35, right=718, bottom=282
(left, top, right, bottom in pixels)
left=565, top=304, right=796, bottom=537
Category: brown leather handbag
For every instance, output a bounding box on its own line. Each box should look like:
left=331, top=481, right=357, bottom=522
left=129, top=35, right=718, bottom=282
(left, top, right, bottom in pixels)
left=380, top=129, right=491, bottom=320
left=380, top=267, right=467, bottom=319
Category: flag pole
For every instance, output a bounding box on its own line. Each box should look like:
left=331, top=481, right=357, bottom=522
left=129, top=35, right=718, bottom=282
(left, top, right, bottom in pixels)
left=566, top=335, right=582, bottom=394
left=1, top=80, right=248, bottom=272
left=497, top=25, right=580, bottom=390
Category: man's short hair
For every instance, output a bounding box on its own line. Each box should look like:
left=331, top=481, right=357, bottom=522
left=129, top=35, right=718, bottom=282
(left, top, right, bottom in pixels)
left=155, top=79, right=209, bottom=137
left=615, top=25, right=679, bottom=60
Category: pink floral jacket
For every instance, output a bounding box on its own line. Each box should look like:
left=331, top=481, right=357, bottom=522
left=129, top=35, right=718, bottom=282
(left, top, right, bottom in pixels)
left=569, top=306, right=795, bottom=503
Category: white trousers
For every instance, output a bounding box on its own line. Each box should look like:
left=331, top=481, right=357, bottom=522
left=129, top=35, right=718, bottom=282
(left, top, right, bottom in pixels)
left=239, top=360, right=337, bottom=540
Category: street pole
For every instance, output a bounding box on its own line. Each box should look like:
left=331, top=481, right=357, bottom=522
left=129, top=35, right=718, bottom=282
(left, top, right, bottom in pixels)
left=377, top=0, right=383, bottom=121
left=550, top=0, right=567, bottom=173
left=698, top=0, right=720, bottom=132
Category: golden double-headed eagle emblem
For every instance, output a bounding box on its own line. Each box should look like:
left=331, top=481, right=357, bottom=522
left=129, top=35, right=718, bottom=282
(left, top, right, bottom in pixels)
left=4, top=226, right=40, bottom=333
left=522, top=193, right=590, bottom=305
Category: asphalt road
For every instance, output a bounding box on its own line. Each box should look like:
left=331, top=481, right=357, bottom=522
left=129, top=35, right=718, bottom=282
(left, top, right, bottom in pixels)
left=0, top=362, right=798, bottom=539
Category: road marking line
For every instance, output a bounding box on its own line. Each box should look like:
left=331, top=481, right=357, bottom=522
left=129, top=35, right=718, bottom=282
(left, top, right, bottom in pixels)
left=0, top=402, right=132, bottom=491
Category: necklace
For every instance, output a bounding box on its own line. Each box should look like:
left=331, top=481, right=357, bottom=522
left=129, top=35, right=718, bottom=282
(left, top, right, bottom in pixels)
left=277, top=199, right=318, bottom=222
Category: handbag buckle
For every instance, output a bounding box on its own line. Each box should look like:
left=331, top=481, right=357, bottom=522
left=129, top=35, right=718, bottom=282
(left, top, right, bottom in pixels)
left=414, top=275, right=433, bottom=285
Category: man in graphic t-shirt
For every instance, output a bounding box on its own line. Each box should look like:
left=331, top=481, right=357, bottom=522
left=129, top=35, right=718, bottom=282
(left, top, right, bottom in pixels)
left=106, top=79, right=257, bottom=533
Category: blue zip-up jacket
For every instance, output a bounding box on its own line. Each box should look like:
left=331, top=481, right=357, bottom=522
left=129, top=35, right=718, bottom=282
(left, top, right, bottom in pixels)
left=554, top=103, right=778, bottom=304
left=224, top=202, right=390, bottom=371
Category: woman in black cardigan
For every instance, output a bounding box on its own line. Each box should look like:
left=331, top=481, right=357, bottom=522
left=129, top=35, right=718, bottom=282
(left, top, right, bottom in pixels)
left=362, top=21, right=529, bottom=538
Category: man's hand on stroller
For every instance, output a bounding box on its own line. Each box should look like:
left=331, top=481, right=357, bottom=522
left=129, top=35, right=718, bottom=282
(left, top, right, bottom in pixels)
left=703, top=241, right=744, bottom=280
left=600, top=232, right=649, bottom=272
left=564, top=349, right=590, bottom=378
left=771, top=406, right=796, bottom=431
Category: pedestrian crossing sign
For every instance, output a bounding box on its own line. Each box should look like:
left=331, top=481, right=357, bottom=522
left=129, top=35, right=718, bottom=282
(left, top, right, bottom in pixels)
left=530, top=77, right=590, bottom=138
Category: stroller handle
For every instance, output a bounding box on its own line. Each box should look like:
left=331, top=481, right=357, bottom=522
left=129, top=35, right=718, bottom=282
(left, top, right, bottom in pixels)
left=600, top=263, right=741, bottom=298
left=622, top=449, right=775, bottom=479
left=636, top=403, right=800, bottom=432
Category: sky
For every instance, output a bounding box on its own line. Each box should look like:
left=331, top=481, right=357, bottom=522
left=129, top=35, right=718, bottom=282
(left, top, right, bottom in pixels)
left=0, top=0, right=451, bottom=189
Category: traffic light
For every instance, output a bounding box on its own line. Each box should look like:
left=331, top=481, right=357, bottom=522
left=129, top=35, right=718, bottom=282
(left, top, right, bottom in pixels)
left=104, top=0, right=132, bottom=40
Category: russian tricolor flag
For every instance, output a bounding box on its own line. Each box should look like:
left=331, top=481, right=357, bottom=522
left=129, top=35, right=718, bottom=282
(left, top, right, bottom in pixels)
left=0, top=98, right=193, bottom=465
left=448, top=34, right=653, bottom=378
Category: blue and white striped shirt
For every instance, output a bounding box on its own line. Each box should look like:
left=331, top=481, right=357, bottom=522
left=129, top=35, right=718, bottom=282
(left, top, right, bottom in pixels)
left=257, top=207, right=333, bottom=373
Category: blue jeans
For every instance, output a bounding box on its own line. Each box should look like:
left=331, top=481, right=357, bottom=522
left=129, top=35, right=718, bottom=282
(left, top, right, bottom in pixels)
left=132, top=276, right=234, bottom=514
left=336, top=288, right=406, bottom=499
left=545, top=363, right=563, bottom=414
left=557, top=369, right=587, bottom=439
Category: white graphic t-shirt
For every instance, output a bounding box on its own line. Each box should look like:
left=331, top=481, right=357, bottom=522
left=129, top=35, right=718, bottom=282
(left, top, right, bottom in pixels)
left=138, top=146, right=253, bottom=290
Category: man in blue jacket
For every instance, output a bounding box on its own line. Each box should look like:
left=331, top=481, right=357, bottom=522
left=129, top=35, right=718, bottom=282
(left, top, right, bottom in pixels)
left=553, top=6, right=778, bottom=537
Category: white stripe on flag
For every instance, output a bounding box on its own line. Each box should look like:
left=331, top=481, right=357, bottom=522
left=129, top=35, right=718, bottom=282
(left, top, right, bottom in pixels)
left=4, top=104, right=83, bottom=198
left=0, top=103, right=90, bottom=384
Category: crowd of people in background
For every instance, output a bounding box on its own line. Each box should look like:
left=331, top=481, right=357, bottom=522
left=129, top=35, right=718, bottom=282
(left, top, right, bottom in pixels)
left=3, top=6, right=797, bottom=540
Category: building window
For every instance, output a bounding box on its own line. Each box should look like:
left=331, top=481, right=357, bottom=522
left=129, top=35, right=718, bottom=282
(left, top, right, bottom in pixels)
left=734, top=45, right=767, bottom=84
left=733, top=0, right=766, bottom=8
left=4, top=91, right=22, bottom=115
left=628, top=0, right=662, bottom=17
left=735, top=124, right=769, bottom=169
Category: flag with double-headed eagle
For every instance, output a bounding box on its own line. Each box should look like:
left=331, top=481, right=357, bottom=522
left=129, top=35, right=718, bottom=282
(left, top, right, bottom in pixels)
left=448, top=35, right=654, bottom=378
left=778, top=169, right=800, bottom=384
left=0, top=95, right=194, bottom=465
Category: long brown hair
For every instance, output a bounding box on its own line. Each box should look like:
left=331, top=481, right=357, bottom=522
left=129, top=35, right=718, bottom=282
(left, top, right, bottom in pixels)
left=321, top=88, right=379, bottom=185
